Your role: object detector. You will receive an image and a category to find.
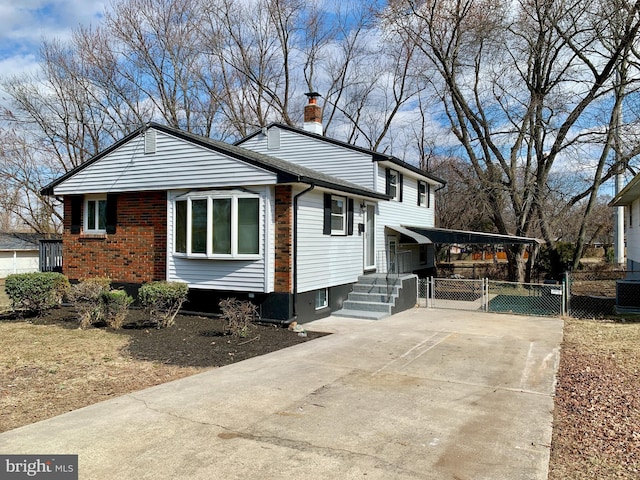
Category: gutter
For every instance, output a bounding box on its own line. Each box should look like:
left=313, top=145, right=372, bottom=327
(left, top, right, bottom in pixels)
left=292, top=183, right=316, bottom=321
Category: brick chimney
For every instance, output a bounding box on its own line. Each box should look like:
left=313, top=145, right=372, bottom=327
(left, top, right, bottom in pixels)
left=303, top=92, right=323, bottom=135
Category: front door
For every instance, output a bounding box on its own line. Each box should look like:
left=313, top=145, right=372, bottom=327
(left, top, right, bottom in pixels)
left=364, top=204, right=376, bottom=270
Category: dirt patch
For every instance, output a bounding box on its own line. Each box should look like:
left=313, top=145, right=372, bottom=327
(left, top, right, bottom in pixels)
left=548, top=317, right=640, bottom=479
left=0, top=306, right=327, bottom=432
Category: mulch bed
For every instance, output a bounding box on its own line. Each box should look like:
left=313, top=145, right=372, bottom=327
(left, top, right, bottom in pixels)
left=24, top=306, right=329, bottom=368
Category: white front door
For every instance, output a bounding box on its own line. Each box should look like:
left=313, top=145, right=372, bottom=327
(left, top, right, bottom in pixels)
left=364, top=204, right=376, bottom=270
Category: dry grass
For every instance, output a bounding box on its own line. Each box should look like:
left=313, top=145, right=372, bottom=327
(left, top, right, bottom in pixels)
left=549, top=317, right=640, bottom=479
left=0, top=319, right=204, bottom=432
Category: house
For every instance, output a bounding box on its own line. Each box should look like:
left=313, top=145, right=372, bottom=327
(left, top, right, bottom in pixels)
left=0, top=233, right=41, bottom=278
left=41, top=97, right=445, bottom=322
left=0, top=232, right=61, bottom=277
left=609, top=173, right=640, bottom=311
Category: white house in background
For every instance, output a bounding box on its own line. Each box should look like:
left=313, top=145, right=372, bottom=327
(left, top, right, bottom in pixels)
left=609, top=173, right=640, bottom=311
left=0, top=233, right=41, bottom=278
left=41, top=96, right=445, bottom=323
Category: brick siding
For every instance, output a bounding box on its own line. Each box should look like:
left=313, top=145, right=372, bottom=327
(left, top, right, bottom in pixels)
left=63, top=192, right=167, bottom=283
left=274, top=185, right=293, bottom=293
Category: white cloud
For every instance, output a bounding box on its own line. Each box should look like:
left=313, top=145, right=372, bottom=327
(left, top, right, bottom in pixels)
left=0, top=1, right=106, bottom=78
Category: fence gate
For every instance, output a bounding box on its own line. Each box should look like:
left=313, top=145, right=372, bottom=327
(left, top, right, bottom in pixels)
left=419, top=277, right=567, bottom=317
left=421, top=278, right=488, bottom=311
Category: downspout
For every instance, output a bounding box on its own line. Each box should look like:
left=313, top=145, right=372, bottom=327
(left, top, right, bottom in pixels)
left=292, top=183, right=315, bottom=321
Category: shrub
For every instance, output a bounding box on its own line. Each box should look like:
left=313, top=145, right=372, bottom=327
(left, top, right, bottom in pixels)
left=138, top=281, right=188, bottom=328
left=5, top=272, right=70, bottom=315
left=219, top=298, right=258, bottom=337
left=101, top=290, right=134, bottom=329
left=68, top=277, right=112, bottom=329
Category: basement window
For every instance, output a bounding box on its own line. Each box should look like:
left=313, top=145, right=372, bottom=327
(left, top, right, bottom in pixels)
left=174, top=191, right=260, bottom=259
left=315, top=289, right=328, bottom=310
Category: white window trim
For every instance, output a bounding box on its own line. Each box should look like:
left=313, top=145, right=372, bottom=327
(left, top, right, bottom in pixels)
left=84, top=194, right=107, bottom=234
left=174, top=191, right=261, bottom=260
left=418, top=181, right=427, bottom=207
left=331, top=195, right=347, bottom=236
left=388, top=169, right=399, bottom=201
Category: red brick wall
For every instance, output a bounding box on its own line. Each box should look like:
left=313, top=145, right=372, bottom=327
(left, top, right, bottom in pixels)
left=63, top=192, right=167, bottom=283
left=274, top=185, right=292, bottom=293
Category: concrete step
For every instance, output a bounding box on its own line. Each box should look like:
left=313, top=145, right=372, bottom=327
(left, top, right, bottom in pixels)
left=331, top=309, right=390, bottom=320
left=352, top=284, right=400, bottom=295
left=347, top=292, right=396, bottom=303
left=355, top=275, right=401, bottom=286
left=341, top=300, right=392, bottom=313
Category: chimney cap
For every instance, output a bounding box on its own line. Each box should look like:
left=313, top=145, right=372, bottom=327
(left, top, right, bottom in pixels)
left=305, top=91, right=321, bottom=98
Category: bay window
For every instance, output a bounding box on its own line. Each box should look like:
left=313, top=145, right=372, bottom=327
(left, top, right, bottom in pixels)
left=175, top=192, right=260, bottom=258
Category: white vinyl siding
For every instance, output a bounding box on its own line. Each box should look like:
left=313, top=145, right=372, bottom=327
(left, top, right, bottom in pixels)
left=628, top=197, right=640, bottom=265
left=166, top=187, right=273, bottom=292
left=296, top=189, right=364, bottom=293
left=240, top=127, right=374, bottom=189
left=376, top=169, right=437, bottom=271
left=52, top=129, right=277, bottom=195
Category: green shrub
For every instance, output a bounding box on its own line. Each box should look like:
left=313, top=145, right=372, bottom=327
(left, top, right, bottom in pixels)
left=218, top=298, right=258, bottom=337
left=101, top=290, right=134, bottom=329
left=138, top=281, right=188, bottom=328
left=5, top=272, right=70, bottom=315
left=68, top=277, right=112, bottom=328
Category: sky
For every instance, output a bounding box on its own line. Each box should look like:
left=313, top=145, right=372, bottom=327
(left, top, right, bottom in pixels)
left=0, top=1, right=106, bottom=79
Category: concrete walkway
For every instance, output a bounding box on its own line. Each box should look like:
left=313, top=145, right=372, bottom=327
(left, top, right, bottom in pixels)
left=0, top=308, right=563, bottom=479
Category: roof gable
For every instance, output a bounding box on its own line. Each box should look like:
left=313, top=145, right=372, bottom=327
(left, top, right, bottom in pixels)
left=42, top=123, right=388, bottom=200
left=238, top=123, right=446, bottom=186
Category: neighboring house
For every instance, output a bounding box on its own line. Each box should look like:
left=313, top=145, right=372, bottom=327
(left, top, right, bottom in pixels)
left=41, top=97, right=445, bottom=322
left=0, top=233, right=42, bottom=278
left=610, top=173, right=640, bottom=311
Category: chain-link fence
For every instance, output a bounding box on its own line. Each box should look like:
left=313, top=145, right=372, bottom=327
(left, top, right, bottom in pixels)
left=418, top=266, right=638, bottom=318
left=420, top=278, right=486, bottom=310
left=566, top=269, right=631, bottom=318
left=419, top=277, right=566, bottom=316
left=487, top=280, right=565, bottom=316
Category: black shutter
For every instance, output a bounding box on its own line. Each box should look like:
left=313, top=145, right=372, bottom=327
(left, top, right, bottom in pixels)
left=70, top=195, right=82, bottom=234
left=417, top=182, right=422, bottom=206
left=106, top=194, right=118, bottom=234
left=347, top=198, right=354, bottom=235
left=427, top=183, right=431, bottom=208
left=385, top=169, right=391, bottom=195
left=323, top=193, right=331, bottom=235
left=399, top=173, right=404, bottom=202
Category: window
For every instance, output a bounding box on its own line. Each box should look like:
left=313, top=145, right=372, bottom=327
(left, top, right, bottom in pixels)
left=85, top=196, right=107, bottom=233
left=331, top=195, right=346, bottom=235
left=418, top=181, right=430, bottom=207
left=419, top=245, right=428, bottom=265
left=385, top=168, right=402, bottom=201
left=174, top=192, right=260, bottom=258
left=323, top=194, right=354, bottom=236
left=315, top=289, right=328, bottom=310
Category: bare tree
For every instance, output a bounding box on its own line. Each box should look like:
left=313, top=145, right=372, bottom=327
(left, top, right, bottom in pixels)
left=385, top=0, right=640, bottom=280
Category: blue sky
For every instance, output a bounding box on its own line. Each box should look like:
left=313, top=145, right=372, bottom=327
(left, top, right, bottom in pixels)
left=0, top=1, right=105, bottom=78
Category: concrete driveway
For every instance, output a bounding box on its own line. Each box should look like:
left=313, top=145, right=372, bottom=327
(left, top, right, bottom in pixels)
left=0, top=308, right=563, bottom=480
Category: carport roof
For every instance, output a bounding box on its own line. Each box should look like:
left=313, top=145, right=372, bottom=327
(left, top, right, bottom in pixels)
left=386, top=226, right=432, bottom=244
left=403, top=226, right=542, bottom=245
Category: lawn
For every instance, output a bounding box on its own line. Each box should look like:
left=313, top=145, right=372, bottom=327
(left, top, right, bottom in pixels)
left=0, top=306, right=325, bottom=433
left=548, top=316, right=640, bottom=479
